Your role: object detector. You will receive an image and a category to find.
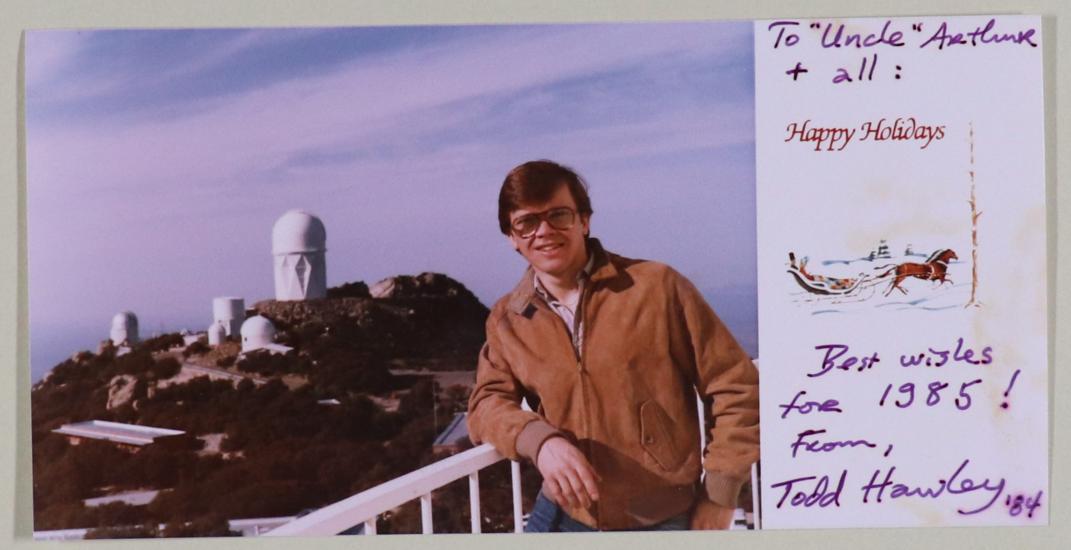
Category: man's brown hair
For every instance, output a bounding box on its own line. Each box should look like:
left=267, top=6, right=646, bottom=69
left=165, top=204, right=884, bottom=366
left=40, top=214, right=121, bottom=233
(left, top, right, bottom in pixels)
left=497, top=160, right=594, bottom=235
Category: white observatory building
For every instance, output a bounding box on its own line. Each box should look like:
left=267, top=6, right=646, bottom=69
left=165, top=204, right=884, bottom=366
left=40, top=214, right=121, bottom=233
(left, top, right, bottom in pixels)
left=240, top=315, right=291, bottom=354
left=240, top=316, right=275, bottom=352
left=207, top=322, right=226, bottom=346
left=272, top=210, right=327, bottom=301
left=212, top=297, right=245, bottom=337
left=109, top=311, right=139, bottom=346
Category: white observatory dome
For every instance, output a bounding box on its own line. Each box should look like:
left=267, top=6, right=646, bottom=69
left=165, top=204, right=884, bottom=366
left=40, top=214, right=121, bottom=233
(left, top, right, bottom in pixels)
left=207, top=322, right=227, bottom=346
left=272, top=210, right=328, bottom=301
left=272, top=210, right=327, bottom=255
left=240, top=315, right=276, bottom=352
left=109, top=311, right=139, bottom=346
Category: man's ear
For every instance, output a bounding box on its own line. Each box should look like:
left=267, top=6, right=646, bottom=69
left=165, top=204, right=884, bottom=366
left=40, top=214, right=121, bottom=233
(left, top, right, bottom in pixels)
left=581, top=213, right=592, bottom=237
left=506, top=234, right=520, bottom=252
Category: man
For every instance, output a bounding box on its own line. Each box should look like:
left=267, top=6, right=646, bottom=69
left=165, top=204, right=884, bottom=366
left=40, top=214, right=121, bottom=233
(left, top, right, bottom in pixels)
left=467, top=160, right=759, bottom=532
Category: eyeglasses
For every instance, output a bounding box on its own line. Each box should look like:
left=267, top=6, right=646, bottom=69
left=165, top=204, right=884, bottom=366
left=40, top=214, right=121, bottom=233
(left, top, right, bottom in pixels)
left=510, top=207, right=577, bottom=238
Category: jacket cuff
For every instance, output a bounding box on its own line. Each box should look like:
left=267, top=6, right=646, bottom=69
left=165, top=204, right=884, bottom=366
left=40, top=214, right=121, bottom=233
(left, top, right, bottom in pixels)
left=515, top=419, right=561, bottom=462
left=704, top=472, right=745, bottom=508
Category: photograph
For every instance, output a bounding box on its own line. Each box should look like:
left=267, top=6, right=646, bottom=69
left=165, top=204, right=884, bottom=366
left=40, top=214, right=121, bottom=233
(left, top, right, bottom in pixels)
left=25, top=21, right=759, bottom=539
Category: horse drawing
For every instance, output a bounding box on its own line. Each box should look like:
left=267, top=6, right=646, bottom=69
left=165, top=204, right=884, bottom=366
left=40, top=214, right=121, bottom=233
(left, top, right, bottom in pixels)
left=876, top=248, right=958, bottom=296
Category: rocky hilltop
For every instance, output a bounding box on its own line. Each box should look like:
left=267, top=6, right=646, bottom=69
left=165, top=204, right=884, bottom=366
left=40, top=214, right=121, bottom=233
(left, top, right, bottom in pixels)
left=253, top=272, right=487, bottom=370
left=28, top=273, right=528, bottom=538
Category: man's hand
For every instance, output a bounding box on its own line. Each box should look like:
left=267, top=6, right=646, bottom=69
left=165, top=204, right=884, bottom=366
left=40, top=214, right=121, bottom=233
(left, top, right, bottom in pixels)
left=689, top=498, right=735, bottom=530
left=535, top=437, right=601, bottom=509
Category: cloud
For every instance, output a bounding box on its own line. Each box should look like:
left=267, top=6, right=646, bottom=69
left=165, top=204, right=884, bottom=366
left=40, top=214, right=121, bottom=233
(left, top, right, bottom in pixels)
left=25, top=31, right=121, bottom=103
left=26, top=22, right=757, bottom=335
left=28, top=23, right=752, bottom=198
left=26, top=28, right=334, bottom=113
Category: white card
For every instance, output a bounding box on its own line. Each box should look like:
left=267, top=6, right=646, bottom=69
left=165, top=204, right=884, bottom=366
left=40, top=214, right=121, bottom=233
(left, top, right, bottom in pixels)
left=755, top=15, right=1047, bottom=528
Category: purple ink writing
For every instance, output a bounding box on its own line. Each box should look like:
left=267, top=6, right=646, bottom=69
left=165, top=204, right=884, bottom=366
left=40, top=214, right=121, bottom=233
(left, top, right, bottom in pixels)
left=956, top=378, right=983, bottom=410
left=779, top=390, right=842, bottom=418
left=926, top=380, right=950, bottom=405
left=820, top=20, right=905, bottom=49
left=810, top=344, right=880, bottom=377
left=767, top=21, right=801, bottom=48
left=790, top=428, right=877, bottom=458
left=1005, top=490, right=1043, bottom=518
left=920, top=18, right=1038, bottom=50
left=878, top=379, right=982, bottom=411
left=1001, top=368, right=1021, bottom=409
left=785, top=62, right=809, bottom=81
left=771, top=470, right=846, bottom=509
left=861, top=459, right=1005, bottom=515
left=900, top=338, right=993, bottom=367
left=832, top=54, right=879, bottom=84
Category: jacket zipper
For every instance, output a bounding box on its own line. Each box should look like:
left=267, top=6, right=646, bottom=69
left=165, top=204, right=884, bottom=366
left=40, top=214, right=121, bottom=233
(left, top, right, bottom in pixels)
left=539, top=279, right=599, bottom=526
left=575, top=282, right=599, bottom=527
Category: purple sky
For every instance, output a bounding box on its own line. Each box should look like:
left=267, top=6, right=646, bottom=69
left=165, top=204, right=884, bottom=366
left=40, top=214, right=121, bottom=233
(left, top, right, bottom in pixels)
left=26, top=23, right=757, bottom=380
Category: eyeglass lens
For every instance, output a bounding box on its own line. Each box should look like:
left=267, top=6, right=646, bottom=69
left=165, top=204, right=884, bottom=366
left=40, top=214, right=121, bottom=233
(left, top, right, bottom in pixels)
left=513, top=208, right=575, bottom=237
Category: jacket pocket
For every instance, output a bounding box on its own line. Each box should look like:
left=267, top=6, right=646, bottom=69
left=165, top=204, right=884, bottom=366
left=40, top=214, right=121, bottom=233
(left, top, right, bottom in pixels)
left=639, top=400, right=686, bottom=471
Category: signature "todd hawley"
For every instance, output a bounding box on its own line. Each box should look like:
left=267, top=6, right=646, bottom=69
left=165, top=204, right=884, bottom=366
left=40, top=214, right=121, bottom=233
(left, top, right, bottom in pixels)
left=785, top=117, right=946, bottom=151
left=770, top=458, right=1005, bottom=515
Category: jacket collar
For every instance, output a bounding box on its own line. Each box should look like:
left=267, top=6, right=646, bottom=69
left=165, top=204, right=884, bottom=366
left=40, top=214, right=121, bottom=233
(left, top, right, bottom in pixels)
left=507, top=237, right=621, bottom=315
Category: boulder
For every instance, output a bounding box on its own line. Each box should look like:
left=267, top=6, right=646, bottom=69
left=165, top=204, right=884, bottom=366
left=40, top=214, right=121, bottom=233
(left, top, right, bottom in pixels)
left=106, top=374, right=138, bottom=410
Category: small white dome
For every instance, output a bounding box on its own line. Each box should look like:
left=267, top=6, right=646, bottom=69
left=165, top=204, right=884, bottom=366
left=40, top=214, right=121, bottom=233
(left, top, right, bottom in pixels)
left=272, top=210, right=326, bottom=255
left=240, top=315, right=276, bottom=351
left=207, top=322, right=227, bottom=346
left=110, top=311, right=139, bottom=345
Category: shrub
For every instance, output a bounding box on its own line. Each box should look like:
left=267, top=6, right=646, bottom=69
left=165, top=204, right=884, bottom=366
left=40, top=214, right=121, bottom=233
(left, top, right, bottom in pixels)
left=84, top=524, right=158, bottom=539
left=113, top=351, right=154, bottom=377
left=138, top=333, right=184, bottom=353
left=326, top=281, right=371, bottom=299
left=148, top=357, right=182, bottom=380
left=182, top=341, right=209, bottom=358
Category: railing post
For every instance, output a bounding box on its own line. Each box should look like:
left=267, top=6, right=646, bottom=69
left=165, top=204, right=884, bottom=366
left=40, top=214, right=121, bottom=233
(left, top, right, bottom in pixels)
left=696, top=393, right=707, bottom=452
left=511, top=460, right=523, bottom=533
left=751, top=461, right=761, bottom=530
left=263, top=443, right=508, bottom=537
left=420, top=493, right=433, bottom=534
left=468, top=472, right=481, bottom=533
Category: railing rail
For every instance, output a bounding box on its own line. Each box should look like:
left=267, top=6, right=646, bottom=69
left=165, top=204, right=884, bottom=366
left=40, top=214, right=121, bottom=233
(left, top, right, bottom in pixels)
left=265, top=443, right=514, bottom=536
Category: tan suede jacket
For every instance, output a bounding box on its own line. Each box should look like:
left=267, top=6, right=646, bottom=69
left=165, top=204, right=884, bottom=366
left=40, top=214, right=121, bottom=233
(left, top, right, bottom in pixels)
left=467, top=240, right=759, bottom=530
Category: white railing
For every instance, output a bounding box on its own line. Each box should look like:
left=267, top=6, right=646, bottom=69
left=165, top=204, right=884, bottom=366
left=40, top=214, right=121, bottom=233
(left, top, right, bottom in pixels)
left=269, top=365, right=761, bottom=536
left=265, top=442, right=521, bottom=536
left=33, top=528, right=91, bottom=541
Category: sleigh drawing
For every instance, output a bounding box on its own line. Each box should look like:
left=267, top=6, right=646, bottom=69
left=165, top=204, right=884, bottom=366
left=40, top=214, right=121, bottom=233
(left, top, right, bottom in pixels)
left=787, top=248, right=958, bottom=299
left=787, top=252, right=866, bottom=296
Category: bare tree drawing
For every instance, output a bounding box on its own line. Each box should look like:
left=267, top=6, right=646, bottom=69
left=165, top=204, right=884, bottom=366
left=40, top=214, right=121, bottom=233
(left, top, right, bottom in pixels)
left=966, top=122, right=982, bottom=308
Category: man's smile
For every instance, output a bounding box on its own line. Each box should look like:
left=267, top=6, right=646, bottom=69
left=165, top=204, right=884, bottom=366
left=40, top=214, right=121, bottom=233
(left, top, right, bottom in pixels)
left=535, top=242, right=564, bottom=253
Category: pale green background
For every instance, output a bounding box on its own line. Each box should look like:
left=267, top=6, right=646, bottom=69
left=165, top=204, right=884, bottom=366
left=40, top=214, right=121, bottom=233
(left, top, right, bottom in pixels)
left=2, top=1, right=1064, bottom=549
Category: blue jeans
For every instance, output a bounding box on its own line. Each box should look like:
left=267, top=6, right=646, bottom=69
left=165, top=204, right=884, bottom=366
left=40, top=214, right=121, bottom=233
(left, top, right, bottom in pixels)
left=524, top=491, right=690, bottom=533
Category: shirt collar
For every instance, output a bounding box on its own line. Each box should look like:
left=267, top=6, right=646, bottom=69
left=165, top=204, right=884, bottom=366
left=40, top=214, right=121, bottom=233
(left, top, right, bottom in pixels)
left=533, top=252, right=595, bottom=304
left=509, top=238, right=617, bottom=315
